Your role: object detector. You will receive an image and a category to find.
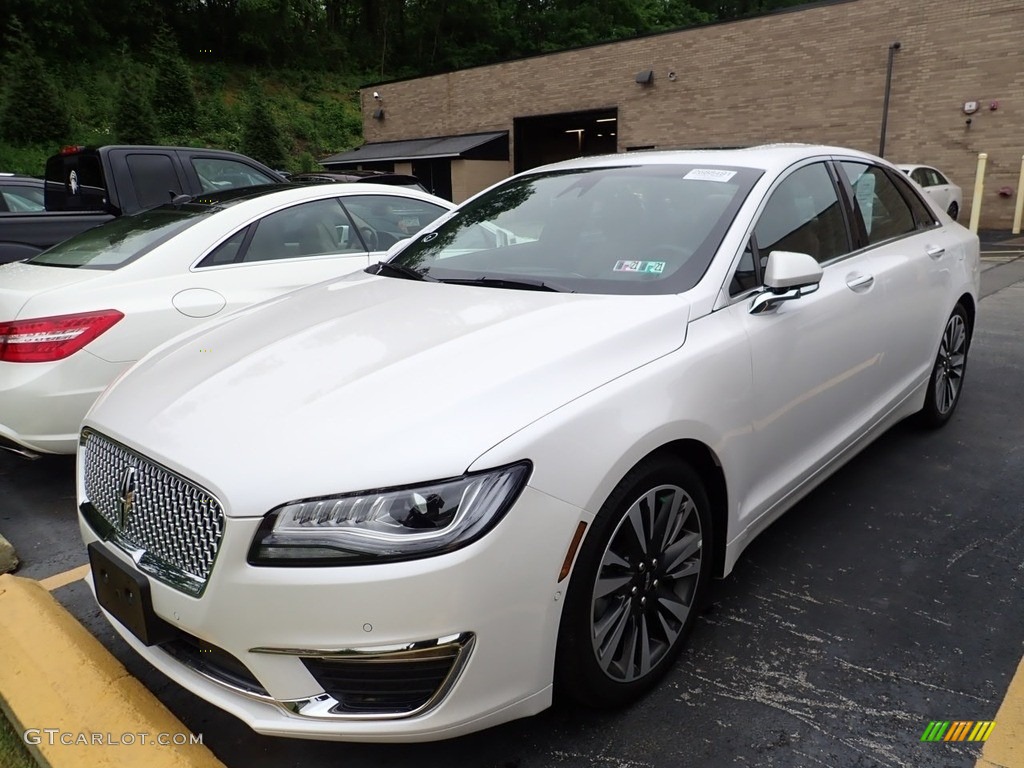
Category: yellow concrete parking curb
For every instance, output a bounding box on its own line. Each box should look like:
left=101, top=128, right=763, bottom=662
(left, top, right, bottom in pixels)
left=0, top=574, right=226, bottom=768
left=976, top=655, right=1024, bottom=768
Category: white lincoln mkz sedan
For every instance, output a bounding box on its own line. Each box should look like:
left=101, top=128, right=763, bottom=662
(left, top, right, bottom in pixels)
left=78, top=145, right=979, bottom=742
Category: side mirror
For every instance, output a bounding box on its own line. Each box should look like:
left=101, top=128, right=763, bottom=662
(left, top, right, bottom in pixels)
left=750, top=250, right=823, bottom=315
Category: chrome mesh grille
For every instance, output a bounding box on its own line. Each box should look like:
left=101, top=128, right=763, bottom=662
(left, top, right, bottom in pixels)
left=82, top=430, right=224, bottom=589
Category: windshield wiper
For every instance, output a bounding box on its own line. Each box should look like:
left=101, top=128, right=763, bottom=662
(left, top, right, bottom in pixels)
left=370, top=261, right=437, bottom=282
left=438, top=276, right=566, bottom=292
left=440, top=274, right=569, bottom=290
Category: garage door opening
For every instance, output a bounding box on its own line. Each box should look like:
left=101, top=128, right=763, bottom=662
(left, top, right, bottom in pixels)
left=513, top=109, right=618, bottom=173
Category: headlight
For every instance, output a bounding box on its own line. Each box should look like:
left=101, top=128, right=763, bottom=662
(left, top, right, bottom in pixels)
left=248, top=462, right=531, bottom=566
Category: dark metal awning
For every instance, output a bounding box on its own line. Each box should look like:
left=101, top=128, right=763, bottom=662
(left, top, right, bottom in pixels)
left=321, top=131, right=508, bottom=166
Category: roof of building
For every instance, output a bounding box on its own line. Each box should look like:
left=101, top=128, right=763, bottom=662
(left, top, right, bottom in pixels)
left=321, top=131, right=508, bottom=166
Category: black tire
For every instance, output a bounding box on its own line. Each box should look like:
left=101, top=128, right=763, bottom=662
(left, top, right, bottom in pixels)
left=917, top=303, right=970, bottom=429
left=555, top=454, right=713, bottom=708
left=947, top=202, right=959, bottom=221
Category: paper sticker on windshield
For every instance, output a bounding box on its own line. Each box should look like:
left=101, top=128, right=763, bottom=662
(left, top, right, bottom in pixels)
left=614, top=260, right=665, bottom=274
left=684, top=169, right=736, bottom=183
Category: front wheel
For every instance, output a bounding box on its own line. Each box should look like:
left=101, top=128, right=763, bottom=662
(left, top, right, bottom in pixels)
left=917, top=304, right=970, bottom=428
left=555, top=455, right=713, bottom=708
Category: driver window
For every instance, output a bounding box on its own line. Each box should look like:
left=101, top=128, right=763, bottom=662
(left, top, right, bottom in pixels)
left=729, top=239, right=758, bottom=296
left=340, top=195, right=448, bottom=252
left=752, top=163, right=850, bottom=266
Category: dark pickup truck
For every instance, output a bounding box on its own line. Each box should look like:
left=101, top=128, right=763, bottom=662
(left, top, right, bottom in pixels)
left=0, top=145, right=285, bottom=264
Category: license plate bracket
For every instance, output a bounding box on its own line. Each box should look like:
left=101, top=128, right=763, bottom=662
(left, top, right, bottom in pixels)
left=88, top=542, right=174, bottom=646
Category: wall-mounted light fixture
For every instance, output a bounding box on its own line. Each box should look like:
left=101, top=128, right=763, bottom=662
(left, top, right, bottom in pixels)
left=373, top=108, right=385, bottom=120
left=635, top=70, right=654, bottom=86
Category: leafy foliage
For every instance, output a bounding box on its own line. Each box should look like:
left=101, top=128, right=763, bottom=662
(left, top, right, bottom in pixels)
left=241, top=82, right=288, bottom=169
left=0, top=18, right=71, bottom=146
left=150, top=26, right=199, bottom=137
left=114, top=59, right=159, bottom=144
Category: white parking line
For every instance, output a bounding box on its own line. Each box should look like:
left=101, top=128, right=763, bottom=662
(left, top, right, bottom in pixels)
left=39, top=564, right=90, bottom=592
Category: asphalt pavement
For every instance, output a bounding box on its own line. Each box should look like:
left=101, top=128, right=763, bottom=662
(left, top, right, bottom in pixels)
left=2, top=243, right=1023, bottom=767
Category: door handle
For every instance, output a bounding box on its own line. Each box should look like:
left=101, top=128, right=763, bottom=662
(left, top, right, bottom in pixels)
left=846, top=274, right=874, bottom=291
left=926, top=245, right=945, bottom=259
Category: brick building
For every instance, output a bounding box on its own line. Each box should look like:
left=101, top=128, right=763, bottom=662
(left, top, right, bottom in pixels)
left=323, top=0, right=1023, bottom=228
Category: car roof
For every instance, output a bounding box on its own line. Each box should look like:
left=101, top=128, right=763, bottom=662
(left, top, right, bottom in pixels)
left=531, top=144, right=888, bottom=177
left=162, top=181, right=453, bottom=214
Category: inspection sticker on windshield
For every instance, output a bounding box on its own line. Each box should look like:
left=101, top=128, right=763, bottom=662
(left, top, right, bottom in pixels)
left=684, top=168, right=736, bottom=183
left=614, top=260, right=665, bottom=274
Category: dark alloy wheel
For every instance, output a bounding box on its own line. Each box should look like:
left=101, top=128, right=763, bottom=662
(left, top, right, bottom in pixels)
left=947, top=202, right=960, bottom=220
left=555, top=455, right=713, bottom=707
left=918, top=303, right=970, bottom=428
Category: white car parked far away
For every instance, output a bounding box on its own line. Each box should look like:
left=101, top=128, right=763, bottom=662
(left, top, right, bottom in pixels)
left=897, top=163, right=963, bottom=220
left=0, top=183, right=452, bottom=455
left=78, top=145, right=979, bottom=742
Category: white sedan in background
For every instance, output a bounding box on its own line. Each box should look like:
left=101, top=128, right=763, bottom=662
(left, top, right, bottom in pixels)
left=0, top=183, right=452, bottom=455
left=897, top=164, right=963, bottom=220
left=79, top=145, right=978, bottom=742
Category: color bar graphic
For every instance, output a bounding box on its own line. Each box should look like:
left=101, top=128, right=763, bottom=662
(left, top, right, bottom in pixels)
left=921, top=721, right=995, bottom=742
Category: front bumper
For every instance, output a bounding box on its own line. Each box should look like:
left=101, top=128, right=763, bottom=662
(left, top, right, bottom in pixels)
left=78, top=484, right=587, bottom=741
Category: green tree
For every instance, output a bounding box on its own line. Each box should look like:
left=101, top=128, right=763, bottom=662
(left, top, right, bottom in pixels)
left=114, top=61, right=159, bottom=144
left=0, top=18, right=71, bottom=146
left=150, top=26, right=198, bottom=136
left=241, top=83, right=288, bottom=169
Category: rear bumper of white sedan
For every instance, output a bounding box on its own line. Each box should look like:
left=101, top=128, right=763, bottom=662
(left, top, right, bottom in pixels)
left=77, top=485, right=588, bottom=741
left=0, top=352, right=129, bottom=455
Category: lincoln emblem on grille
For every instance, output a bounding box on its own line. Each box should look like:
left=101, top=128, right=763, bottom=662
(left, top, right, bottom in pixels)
left=118, top=466, right=138, bottom=529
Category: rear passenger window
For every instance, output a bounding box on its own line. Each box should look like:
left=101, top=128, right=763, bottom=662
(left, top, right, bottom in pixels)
left=198, top=226, right=249, bottom=268
left=841, top=163, right=917, bottom=244
left=240, top=198, right=363, bottom=263
left=889, top=170, right=938, bottom=229
left=126, top=154, right=184, bottom=210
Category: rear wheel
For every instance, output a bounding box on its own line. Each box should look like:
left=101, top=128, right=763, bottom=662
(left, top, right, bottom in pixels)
left=918, top=304, right=970, bottom=428
left=947, top=202, right=959, bottom=220
left=555, top=455, right=712, bottom=708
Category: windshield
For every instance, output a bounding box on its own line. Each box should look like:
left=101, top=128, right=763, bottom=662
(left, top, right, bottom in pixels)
left=390, top=164, right=762, bottom=294
left=28, top=205, right=215, bottom=269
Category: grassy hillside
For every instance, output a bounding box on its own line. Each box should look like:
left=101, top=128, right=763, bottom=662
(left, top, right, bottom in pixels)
left=0, top=60, right=365, bottom=177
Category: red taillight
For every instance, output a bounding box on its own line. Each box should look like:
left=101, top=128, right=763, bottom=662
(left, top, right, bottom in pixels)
left=0, top=310, right=124, bottom=363
left=59, top=145, right=86, bottom=155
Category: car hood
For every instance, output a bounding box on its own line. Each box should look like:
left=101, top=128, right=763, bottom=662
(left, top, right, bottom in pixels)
left=86, top=273, right=690, bottom=516
left=0, top=261, right=106, bottom=320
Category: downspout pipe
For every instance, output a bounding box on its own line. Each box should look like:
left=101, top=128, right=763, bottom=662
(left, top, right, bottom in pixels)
left=879, top=41, right=901, bottom=158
